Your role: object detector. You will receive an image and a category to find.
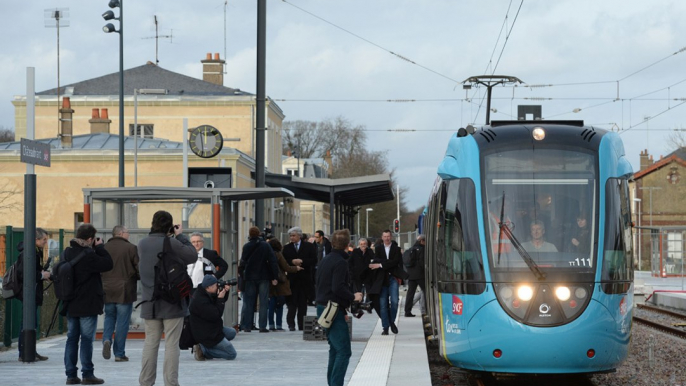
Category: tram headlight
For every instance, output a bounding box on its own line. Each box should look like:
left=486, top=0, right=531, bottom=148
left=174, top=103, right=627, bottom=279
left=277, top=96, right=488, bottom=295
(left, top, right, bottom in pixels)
left=555, top=286, right=571, bottom=301
left=575, top=287, right=587, bottom=299
left=532, top=127, right=546, bottom=141
left=500, top=287, right=513, bottom=299
left=517, top=285, right=534, bottom=301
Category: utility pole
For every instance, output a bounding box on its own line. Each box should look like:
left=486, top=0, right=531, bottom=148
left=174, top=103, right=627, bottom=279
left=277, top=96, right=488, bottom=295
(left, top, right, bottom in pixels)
left=254, top=0, right=266, bottom=228
left=462, top=75, right=523, bottom=124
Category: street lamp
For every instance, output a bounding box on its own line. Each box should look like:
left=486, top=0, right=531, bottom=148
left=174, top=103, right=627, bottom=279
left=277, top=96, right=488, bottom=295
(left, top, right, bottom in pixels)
left=366, top=208, right=373, bottom=238
left=634, top=198, right=642, bottom=270
left=102, top=0, right=124, bottom=187
left=134, top=88, right=167, bottom=186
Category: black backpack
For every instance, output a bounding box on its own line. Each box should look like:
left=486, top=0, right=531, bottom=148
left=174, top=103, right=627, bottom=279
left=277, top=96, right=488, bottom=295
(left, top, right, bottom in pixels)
left=52, top=249, right=89, bottom=301
left=149, top=237, right=192, bottom=309
left=1, top=260, right=22, bottom=299
left=178, top=316, right=196, bottom=350
left=402, top=247, right=419, bottom=268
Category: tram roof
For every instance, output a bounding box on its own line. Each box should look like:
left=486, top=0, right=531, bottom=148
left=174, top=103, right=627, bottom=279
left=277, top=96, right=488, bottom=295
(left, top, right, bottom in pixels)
left=262, top=172, right=395, bottom=206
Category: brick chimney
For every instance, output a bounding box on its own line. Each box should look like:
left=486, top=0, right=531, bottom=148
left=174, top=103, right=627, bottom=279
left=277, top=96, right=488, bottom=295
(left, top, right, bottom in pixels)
left=59, top=97, right=75, bottom=148
left=639, top=149, right=653, bottom=170
left=201, top=52, right=225, bottom=86
left=89, top=108, right=112, bottom=134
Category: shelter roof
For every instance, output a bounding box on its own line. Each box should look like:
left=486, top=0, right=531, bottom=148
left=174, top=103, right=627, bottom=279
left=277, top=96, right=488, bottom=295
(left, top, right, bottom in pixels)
left=263, top=173, right=395, bottom=206
left=84, top=187, right=293, bottom=203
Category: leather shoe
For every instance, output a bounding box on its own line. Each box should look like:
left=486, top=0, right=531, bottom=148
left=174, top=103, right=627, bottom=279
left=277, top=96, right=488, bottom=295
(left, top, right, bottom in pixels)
left=405, top=312, right=415, bottom=317
left=35, top=353, right=49, bottom=361
left=193, top=344, right=205, bottom=361
left=259, top=328, right=269, bottom=333
left=381, top=328, right=389, bottom=335
left=81, top=376, right=105, bottom=385
left=390, top=322, right=398, bottom=334
left=289, top=327, right=296, bottom=331
left=115, top=355, right=129, bottom=362
left=66, top=378, right=81, bottom=385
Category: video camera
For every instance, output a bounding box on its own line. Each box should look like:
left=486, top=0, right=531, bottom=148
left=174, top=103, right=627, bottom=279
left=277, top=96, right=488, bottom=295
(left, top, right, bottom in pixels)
left=350, top=301, right=373, bottom=319
left=217, top=278, right=238, bottom=287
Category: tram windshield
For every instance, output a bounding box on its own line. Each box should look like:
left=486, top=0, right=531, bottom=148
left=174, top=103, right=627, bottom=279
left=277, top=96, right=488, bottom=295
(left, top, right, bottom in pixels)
left=483, top=148, right=597, bottom=274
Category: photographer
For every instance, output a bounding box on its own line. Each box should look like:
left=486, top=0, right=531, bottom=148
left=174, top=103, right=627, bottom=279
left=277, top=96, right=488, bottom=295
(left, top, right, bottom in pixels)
left=189, top=275, right=237, bottom=361
left=315, top=229, right=363, bottom=386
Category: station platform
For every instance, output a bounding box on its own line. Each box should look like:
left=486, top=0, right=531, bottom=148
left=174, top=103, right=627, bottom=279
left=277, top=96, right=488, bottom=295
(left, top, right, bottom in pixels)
left=634, top=270, right=686, bottom=311
left=0, top=295, right=431, bottom=386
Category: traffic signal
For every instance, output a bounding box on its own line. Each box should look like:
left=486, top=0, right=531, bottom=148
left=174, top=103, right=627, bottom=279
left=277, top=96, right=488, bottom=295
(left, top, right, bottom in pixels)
left=394, top=219, right=399, bottom=233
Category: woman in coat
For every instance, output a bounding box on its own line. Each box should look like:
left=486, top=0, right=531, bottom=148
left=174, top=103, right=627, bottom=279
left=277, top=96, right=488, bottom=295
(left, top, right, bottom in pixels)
left=267, top=238, right=303, bottom=331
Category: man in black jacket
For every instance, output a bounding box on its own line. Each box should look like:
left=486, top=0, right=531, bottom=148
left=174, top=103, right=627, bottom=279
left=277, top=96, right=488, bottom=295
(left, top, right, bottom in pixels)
left=316, top=229, right=363, bottom=386
left=16, top=227, right=52, bottom=362
left=369, top=230, right=407, bottom=335
left=404, top=235, right=426, bottom=317
left=61, top=224, right=113, bottom=385
left=189, top=275, right=237, bottom=361
left=239, top=226, right=278, bottom=332
left=187, top=232, right=229, bottom=292
left=282, top=226, right=317, bottom=331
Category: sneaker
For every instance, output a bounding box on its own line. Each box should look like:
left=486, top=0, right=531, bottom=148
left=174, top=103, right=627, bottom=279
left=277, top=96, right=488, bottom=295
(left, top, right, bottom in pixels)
left=66, top=377, right=81, bottom=385
left=381, top=328, right=389, bottom=335
left=193, top=344, right=205, bottom=361
left=115, top=355, right=129, bottom=362
left=81, top=376, right=104, bottom=385
left=390, top=322, right=398, bottom=334
left=36, top=353, right=49, bottom=361
left=102, top=340, right=111, bottom=360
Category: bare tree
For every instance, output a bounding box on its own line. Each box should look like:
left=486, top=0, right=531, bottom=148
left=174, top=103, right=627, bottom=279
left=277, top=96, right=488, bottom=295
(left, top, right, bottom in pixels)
left=0, top=126, right=14, bottom=143
left=667, top=126, right=686, bottom=150
left=0, top=180, right=22, bottom=214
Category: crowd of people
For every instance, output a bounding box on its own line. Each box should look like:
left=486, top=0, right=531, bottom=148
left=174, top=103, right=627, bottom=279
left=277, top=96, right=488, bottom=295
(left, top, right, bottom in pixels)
left=11, top=213, right=428, bottom=386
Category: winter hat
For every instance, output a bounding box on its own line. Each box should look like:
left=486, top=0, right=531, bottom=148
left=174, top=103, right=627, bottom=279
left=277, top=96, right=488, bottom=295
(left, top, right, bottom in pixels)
left=202, top=274, right=218, bottom=288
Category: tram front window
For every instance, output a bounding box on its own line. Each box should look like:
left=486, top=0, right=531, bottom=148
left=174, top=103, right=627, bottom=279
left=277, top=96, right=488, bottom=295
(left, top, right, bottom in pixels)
left=484, top=149, right=597, bottom=273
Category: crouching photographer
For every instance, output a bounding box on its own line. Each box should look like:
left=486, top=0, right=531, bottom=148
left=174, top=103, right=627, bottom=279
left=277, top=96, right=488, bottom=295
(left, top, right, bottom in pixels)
left=189, top=275, right=237, bottom=361
left=315, top=229, right=363, bottom=386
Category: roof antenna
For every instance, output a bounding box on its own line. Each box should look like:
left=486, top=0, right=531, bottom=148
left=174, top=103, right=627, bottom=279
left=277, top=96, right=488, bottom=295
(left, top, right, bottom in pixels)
left=142, top=15, right=173, bottom=65
left=223, top=0, right=228, bottom=74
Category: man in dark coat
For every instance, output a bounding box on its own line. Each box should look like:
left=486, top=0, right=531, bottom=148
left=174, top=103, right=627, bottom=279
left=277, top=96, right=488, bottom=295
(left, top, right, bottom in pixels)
left=315, top=229, right=362, bottom=386
left=312, top=230, right=332, bottom=305
left=368, top=230, right=407, bottom=335
left=282, top=226, right=318, bottom=331
left=189, top=275, right=237, bottom=360
left=239, top=226, right=278, bottom=332
left=101, top=225, right=139, bottom=362
left=16, top=227, right=52, bottom=362
left=187, top=232, right=228, bottom=291
left=404, top=235, right=426, bottom=317
left=61, top=223, right=113, bottom=385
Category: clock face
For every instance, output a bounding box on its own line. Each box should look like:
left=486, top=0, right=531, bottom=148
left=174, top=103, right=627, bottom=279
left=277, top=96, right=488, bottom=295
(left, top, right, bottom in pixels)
left=189, top=125, right=223, bottom=158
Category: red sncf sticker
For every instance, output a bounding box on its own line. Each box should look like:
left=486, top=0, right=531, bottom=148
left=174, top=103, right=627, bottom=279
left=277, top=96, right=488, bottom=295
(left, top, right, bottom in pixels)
left=452, top=296, right=463, bottom=315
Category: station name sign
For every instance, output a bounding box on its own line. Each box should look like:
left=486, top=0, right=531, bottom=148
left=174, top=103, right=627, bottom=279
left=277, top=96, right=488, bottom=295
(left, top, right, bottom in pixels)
left=20, top=138, right=51, bottom=167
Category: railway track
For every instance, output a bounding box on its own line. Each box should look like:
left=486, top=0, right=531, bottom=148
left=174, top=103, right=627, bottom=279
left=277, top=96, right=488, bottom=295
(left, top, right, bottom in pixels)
left=462, top=372, right=598, bottom=386
left=633, top=304, right=686, bottom=339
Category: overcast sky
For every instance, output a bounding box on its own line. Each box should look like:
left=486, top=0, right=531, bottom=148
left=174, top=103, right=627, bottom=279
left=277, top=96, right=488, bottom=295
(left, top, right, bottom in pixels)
left=2, top=1, right=686, bottom=210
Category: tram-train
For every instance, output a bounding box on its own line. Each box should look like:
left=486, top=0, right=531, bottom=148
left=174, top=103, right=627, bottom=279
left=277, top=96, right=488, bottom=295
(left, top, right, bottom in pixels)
left=423, top=120, right=635, bottom=374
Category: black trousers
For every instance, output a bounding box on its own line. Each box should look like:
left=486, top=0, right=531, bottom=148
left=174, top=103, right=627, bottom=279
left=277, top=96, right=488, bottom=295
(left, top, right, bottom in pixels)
left=286, top=287, right=308, bottom=329
left=404, top=278, right=426, bottom=314
left=367, top=293, right=382, bottom=320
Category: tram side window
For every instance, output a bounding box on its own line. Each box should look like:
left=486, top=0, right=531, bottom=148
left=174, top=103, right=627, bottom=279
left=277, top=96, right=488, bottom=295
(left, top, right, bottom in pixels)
left=602, top=178, right=634, bottom=294
left=438, top=178, right=485, bottom=294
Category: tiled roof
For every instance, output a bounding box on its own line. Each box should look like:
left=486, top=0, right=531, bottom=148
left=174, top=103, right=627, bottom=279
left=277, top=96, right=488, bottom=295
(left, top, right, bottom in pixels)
left=36, top=63, right=252, bottom=97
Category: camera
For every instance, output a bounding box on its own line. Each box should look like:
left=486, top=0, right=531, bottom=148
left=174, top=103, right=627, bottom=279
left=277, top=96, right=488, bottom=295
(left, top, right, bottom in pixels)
left=168, top=225, right=180, bottom=234
left=217, top=278, right=238, bottom=287
left=350, top=301, right=373, bottom=319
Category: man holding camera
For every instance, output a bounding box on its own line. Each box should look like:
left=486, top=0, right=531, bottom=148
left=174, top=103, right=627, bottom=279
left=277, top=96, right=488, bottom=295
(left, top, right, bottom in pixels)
left=316, top=229, right=363, bottom=386
left=189, top=275, right=237, bottom=360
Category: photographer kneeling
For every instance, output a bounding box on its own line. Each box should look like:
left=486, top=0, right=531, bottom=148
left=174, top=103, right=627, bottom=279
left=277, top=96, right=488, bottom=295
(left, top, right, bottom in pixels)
left=315, top=229, right=363, bottom=386
left=189, top=275, right=237, bottom=361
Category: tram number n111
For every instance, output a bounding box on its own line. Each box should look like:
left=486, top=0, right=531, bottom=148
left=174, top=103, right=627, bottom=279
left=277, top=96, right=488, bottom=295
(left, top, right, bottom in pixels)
left=569, top=258, right=591, bottom=267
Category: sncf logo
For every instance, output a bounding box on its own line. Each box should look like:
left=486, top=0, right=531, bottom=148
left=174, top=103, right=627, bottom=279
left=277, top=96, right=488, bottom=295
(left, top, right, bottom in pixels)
left=452, top=296, right=463, bottom=315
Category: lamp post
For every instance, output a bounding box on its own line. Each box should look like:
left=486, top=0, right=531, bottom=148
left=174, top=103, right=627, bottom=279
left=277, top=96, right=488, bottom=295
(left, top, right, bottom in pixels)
left=102, top=0, right=124, bottom=187
left=366, top=208, right=373, bottom=238
left=634, top=198, right=642, bottom=270
left=134, top=88, right=167, bottom=186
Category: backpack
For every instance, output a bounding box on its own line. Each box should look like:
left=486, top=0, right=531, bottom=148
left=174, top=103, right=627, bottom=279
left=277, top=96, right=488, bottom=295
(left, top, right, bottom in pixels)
left=402, top=247, right=419, bottom=268
left=52, top=249, right=89, bottom=301
left=178, top=315, right=196, bottom=350
left=148, top=237, right=192, bottom=310
left=1, top=260, right=22, bottom=299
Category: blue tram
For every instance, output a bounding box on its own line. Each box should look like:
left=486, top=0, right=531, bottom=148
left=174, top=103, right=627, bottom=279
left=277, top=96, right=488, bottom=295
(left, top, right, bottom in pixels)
left=423, top=120, right=634, bottom=374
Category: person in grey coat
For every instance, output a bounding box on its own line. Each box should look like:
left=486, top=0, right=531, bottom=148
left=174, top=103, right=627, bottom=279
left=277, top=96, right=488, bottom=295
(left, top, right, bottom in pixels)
left=137, top=211, right=197, bottom=386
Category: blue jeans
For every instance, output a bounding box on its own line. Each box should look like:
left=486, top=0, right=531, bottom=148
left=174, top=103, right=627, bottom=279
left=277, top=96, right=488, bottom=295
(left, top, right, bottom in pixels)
left=379, top=277, right=399, bottom=329
left=102, top=303, right=133, bottom=358
left=65, top=315, right=98, bottom=378
left=201, top=327, right=237, bottom=360
left=268, top=295, right=286, bottom=329
left=317, top=305, right=351, bottom=386
left=241, top=280, right=270, bottom=330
